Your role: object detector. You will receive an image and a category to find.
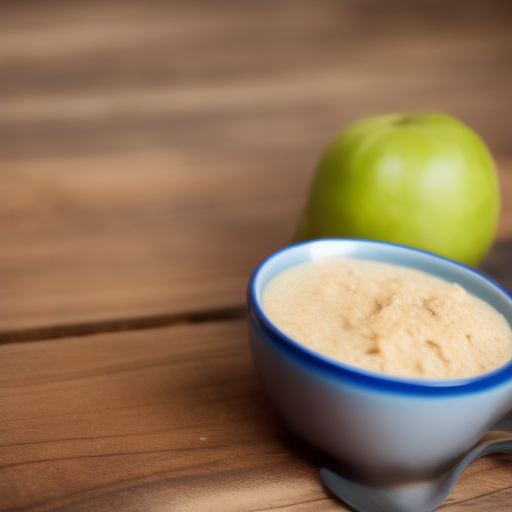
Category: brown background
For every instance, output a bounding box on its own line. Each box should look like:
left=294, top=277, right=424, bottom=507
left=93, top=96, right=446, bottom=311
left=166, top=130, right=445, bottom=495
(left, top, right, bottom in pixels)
left=1, top=1, right=511, bottom=510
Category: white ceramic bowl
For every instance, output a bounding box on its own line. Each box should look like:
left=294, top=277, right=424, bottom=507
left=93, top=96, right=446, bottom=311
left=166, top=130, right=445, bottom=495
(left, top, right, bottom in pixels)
left=247, top=239, right=512, bottom=481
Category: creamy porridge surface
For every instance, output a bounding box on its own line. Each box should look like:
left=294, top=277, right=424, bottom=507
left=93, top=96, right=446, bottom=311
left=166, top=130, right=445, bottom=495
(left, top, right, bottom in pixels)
left=262, top=258, right=512, bottom=379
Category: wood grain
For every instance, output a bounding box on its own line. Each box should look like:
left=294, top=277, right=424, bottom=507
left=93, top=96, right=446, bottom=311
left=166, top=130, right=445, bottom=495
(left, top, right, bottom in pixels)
left=1, top=320, right=510, bottom=511
left=1, top=0, right=512, bottom=330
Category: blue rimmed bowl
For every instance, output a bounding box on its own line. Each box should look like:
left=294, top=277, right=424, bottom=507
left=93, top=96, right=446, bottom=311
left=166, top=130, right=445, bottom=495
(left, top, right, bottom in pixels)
left=247, top=239, right=512, bottom=481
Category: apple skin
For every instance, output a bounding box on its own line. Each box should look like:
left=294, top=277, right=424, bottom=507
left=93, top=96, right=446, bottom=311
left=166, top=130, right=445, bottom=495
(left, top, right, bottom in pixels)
left=294, top=113, right=500, bottom=266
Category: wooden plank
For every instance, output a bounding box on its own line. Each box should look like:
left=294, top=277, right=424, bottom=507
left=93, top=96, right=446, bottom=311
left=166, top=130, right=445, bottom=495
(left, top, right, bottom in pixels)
left=0, top=150, right=305, bottom=331
left=0, top=320, right=335, bottom=511
left=1, top=319, right=511, bottom=511
left=1, top=0, right=512, bottom=331
left=1, top=152, right=511, bottom=334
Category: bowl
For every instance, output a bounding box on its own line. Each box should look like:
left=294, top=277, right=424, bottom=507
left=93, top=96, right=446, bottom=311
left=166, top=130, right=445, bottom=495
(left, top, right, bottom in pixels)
left=247, top=239, right=512, bottom=482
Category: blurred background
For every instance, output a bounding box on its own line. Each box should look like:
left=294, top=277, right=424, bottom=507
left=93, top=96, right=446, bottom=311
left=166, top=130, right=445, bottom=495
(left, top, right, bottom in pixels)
left=1, top=0, right=511, bottom=331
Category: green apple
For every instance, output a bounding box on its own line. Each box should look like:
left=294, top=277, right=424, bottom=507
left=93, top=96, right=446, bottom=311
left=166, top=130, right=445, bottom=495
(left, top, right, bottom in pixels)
left=294, top=113, right=500, bottom=266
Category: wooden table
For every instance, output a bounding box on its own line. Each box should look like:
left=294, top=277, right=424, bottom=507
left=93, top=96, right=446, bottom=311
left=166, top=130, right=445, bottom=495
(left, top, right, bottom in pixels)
left=1, top=1, right=511, bottom=510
